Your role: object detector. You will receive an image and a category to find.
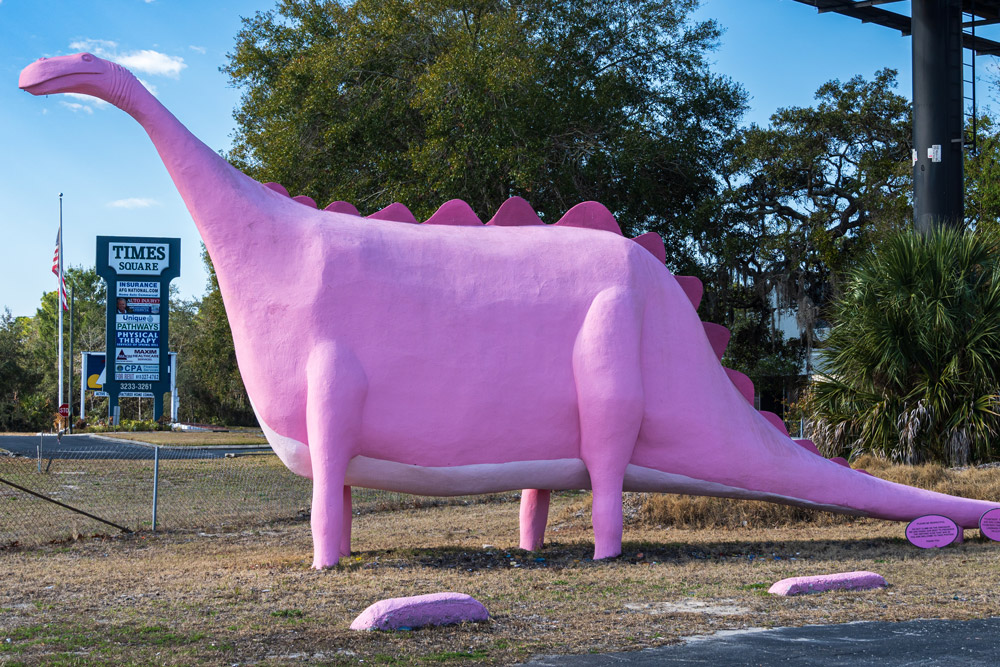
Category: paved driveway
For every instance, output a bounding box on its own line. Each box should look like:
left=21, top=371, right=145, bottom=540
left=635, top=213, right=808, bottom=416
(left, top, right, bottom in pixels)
left=519, top=617, right=1000, bottom=666
left=0, top=433, right=272, bottom=460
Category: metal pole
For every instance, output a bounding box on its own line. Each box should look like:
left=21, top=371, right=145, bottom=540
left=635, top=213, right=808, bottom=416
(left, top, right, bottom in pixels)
left=912, top=0, right=965, bottom=232
left=68, top=288, right=74, bottom=434
left=57, top=194, right=64, bottom=416
left=79, top=352, right=86, bottom=422
left=37, top=434, right=42, bottom=474
left=152, top=445, right=160, bottom=532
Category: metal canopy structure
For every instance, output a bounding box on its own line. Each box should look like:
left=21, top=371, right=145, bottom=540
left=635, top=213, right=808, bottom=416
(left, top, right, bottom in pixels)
left=792, top=0, right=1000, bottom=231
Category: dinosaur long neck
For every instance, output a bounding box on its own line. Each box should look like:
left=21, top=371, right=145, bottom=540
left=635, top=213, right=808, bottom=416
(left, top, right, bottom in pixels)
left=104, top=63, right=265, bottom=273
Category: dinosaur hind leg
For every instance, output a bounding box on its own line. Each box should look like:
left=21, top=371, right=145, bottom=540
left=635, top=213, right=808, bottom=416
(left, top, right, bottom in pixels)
left=519, top=489, right=551, bottom=551
left=306, top=341, right=367, bottom=569
left=341, top=485, right=353, bottom=558
left=574, top=288, right=645, bottom=560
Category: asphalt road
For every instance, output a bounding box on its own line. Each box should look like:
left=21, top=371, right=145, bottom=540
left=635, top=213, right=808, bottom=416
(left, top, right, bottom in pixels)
left=520, top=617, right=1000, bottom=666
left=0, top=433, right=272, bottom=460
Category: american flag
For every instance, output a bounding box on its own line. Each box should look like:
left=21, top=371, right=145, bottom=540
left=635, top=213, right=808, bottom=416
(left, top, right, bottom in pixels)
left=52, top=228, right=68, bottom=311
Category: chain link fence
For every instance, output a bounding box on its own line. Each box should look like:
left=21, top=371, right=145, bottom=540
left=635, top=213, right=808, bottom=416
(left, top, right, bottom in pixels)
left=0, top=434, right=441, bottom=548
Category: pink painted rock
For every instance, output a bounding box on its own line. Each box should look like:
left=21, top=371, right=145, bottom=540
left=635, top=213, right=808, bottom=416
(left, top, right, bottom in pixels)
left=350, top=592, right=489, bottom=631
left=768, top=571, right=887, bottom=596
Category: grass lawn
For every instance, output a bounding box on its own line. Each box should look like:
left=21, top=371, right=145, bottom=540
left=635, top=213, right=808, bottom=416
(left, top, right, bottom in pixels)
left=2, top=490, right=999, bottom=665
left=96, top=431, right=268, bottom=447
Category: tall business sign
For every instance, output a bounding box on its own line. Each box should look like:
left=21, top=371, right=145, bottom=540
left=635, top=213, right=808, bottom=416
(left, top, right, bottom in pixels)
left=96, top=236, right=180, bottom=422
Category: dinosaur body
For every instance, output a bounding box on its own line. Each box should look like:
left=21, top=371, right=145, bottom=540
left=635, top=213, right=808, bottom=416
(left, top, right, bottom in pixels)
left=21, top=53, right=999, bottom=568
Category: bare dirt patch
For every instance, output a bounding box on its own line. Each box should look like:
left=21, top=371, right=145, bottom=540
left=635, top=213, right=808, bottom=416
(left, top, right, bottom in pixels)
left=2, top=491, right=999, bottom=665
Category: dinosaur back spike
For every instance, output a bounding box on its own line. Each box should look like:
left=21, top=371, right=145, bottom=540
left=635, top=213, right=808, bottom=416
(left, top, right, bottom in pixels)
left=292, top=195, right=318, bottom=208
left=724, top=368, right=754, bottom=405
left=674, top=276, right=703, bottom=310
left=793, top=439, right=823, bottom=457
left=324, top=201, right=361, bottom=216
left=368, top=203, right=418, bottom=224
left=486, top=197, right=544, bottom=226
left=702, top=322, right=731, bottom=360
left=425, top=199, right=483, bottom=226
left=632, top=232, right=666, bottom=264
left=829, top=457, right=851, bottom=468
left=758, top=411, right=789, bottom=436
left=263, top=182, right=290, bottom=197
left=554, top=202, right=623, bottom=236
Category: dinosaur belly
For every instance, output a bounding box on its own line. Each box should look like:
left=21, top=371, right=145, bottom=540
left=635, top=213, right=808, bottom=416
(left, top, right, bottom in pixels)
left=345, top=456, right=591, bottom=495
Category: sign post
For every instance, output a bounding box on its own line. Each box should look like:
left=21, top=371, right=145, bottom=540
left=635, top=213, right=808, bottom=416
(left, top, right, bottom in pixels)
left=96, top=236, right=180, bottom=422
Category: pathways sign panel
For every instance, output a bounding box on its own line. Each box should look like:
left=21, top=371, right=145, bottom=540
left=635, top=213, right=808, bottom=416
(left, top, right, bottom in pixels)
left=97, top=235, right=180, bottom=421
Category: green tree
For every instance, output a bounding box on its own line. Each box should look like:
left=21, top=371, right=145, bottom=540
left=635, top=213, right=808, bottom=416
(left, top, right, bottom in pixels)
left=172, top=248, right=255, bottom=426
left=0, top=309, right=43, bottom=431
left=24, top=266, right=107, bottom=426
left=965, top=115, right=1000, bottom=232
left=699, top=69, right=911, bottom=400
left=223, top=0, right=746, bottom=248
left=806, top=227, right=1000, bottom=466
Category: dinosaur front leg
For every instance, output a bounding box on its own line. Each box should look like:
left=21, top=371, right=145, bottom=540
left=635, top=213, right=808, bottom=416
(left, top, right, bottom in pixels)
left=574, top=288, right=645, bottom=560
left=519, top=489, right=551, bottom=551
left=306, top=341, right=367, bottom=569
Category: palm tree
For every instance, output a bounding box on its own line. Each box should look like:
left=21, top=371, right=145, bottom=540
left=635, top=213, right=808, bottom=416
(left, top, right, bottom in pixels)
left=806, top=226, right=1000, bottom=466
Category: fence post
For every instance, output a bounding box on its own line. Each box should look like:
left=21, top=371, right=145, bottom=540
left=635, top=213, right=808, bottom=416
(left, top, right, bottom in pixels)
left=37, top=434, right=42, bottom=474
left=152, top=445, right=160, bottom=532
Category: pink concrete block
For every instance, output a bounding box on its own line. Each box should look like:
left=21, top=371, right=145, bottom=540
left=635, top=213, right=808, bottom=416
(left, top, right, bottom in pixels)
left=350, top=592, right=489, bottom=631
left=768, top=571, right=887, bottom=596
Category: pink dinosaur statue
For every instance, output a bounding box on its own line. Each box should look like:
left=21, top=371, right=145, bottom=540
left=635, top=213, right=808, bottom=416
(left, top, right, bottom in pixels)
left=20, top=53, right=1000, bottom=568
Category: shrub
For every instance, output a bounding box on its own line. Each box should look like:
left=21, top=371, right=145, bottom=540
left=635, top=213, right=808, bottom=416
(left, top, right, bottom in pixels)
left=805, top=227, right=1000, bottom=466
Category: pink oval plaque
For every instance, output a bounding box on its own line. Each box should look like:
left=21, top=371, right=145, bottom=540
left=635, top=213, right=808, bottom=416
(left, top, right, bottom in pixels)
left=981, top=508, right=1000, bottom=542
left=905, top=514, right=959, bottom=548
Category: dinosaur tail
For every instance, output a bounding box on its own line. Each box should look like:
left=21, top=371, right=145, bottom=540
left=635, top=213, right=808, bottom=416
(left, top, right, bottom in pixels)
left=632, top=272, right=1000, bottom=531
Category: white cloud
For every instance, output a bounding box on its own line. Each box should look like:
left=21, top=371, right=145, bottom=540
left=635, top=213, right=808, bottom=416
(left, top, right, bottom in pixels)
left=189, top=45, right=207, bottom=54
left=69, top=38, right=118, bottom=54
left=68, top=39, right=186, bottom=78
left=116, top=49, right=186, bottom=78
left=59, top=101, right=93, bottom=114
left=107, top=198, right=160, bottom=209
left=66, top=92, right=110, bottom=108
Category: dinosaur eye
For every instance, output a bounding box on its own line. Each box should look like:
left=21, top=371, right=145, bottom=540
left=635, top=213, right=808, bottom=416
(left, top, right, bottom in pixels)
left=82, top=54, right=94, bottom=62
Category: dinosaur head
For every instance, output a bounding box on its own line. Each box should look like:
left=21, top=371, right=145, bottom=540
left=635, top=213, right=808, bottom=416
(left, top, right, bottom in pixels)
left=19, top=53, right=140, bottom=109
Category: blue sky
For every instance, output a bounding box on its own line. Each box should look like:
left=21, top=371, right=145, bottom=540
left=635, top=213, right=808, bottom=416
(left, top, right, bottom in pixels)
left=2, top=0, right=998, bottom=318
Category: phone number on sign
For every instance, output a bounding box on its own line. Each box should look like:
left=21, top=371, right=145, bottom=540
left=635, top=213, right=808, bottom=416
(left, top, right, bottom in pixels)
left=119, top=382, right=153, bottom=391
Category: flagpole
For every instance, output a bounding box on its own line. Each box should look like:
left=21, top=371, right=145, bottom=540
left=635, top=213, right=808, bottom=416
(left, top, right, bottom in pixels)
left=57, top=193, right=64, bottom=421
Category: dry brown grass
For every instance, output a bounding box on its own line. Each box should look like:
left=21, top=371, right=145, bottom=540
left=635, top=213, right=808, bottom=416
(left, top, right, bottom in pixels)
left=639, top=456, right=1000, bottom=529
left=99, top=431, right=268, bottom=446
left=2, top=488, right=1000, bottom=666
